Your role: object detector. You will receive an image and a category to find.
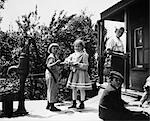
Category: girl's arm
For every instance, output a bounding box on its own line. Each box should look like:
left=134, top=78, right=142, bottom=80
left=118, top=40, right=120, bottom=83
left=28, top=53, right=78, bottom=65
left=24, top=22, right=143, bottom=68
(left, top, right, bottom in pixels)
left=47, top=57, right=60, bottom=69
left=61, top=54, right=73, bottom=65
left=140, top=92, right=148, bottom=105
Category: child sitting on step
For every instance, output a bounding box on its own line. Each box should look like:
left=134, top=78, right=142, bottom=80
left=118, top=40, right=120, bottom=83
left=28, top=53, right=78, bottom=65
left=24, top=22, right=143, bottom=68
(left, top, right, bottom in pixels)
left=139, top=76, right=150, bottom=107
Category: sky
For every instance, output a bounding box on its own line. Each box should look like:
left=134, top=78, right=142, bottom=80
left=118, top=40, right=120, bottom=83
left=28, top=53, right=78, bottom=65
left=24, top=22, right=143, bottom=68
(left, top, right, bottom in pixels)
left=0, top=0, right=123, bottom=34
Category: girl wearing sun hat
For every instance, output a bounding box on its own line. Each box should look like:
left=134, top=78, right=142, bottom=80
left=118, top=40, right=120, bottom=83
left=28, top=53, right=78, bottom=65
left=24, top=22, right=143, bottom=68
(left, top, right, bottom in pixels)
left=45, top=43, right=61, bottom=111
left=47, top=43, right=59, bottom=53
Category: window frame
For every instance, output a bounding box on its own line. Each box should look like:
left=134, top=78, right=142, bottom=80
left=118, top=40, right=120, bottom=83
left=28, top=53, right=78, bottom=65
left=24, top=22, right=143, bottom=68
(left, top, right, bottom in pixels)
left=134, top=27, right=143, bottom=68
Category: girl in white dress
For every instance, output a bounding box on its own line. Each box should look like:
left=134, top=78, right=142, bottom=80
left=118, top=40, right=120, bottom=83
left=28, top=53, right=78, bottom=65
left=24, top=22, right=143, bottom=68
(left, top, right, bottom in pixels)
left=63, top=39, right=92, bottom=109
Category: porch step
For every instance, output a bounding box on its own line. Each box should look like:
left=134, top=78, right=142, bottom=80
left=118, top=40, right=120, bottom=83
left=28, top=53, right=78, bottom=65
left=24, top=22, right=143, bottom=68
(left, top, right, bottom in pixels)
left=97, top=82, right=143, bottom=100
left=121, top=89, right=143, bottom=100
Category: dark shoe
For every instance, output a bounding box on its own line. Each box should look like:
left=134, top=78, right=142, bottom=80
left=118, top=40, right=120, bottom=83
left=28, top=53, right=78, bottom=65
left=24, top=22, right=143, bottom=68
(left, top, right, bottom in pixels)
left=49, top=103, right=61, bottom=111
left=50, top=106, right=61, bottom=111
left=68, top=100, right=76, bottom=109
left=77, top=101, right=85, bottom=109
left=68, top=104, right=76, bottom=109
left=46, top=102, right=50, bottom=109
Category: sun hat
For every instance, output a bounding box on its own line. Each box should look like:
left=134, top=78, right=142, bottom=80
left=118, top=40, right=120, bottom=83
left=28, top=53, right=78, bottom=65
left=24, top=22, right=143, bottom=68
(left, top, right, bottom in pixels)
left=48, top=43, right=59, bottom=53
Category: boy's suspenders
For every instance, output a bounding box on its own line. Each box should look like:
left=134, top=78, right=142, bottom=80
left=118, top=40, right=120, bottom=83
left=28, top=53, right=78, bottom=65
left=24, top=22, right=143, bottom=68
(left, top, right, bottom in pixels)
left=46, top=66, right=57, bottom=83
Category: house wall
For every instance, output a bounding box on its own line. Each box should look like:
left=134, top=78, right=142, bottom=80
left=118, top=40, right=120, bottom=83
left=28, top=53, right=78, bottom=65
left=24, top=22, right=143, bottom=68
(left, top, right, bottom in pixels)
left=128, top=0, right=149, bottom=91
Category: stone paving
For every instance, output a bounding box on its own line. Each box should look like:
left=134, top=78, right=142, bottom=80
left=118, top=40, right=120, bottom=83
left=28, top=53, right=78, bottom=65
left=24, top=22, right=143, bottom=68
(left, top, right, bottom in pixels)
left=0, top=88, right=149, bottom=121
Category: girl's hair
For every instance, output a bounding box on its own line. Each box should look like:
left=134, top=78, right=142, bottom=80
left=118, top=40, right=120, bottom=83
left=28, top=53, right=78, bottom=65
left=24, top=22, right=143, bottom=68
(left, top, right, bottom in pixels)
left=74, top=39, right=85, bottom=48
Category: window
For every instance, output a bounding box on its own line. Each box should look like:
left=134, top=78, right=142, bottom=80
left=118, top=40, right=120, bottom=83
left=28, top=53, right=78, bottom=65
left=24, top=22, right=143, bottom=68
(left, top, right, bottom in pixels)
left=134, top=27, right=143, bottom=68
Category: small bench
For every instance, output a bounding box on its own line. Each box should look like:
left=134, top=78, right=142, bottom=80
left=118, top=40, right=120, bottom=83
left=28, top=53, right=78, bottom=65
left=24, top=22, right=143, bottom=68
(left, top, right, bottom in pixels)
left=0, top=78, right=19, bottom=117
left=0, top=92, right=19, bottom=117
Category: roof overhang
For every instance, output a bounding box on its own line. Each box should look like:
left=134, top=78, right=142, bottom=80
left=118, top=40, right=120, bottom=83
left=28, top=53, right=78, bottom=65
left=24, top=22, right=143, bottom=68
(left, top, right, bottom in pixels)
left=100, top=0, right=136, bottom=22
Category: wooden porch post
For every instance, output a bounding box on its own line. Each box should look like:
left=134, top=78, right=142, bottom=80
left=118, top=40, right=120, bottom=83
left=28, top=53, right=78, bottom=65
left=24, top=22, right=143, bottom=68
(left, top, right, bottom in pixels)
left=124, top=8, right=130, bottom=89
left=97, top=20, right=105, bottom=84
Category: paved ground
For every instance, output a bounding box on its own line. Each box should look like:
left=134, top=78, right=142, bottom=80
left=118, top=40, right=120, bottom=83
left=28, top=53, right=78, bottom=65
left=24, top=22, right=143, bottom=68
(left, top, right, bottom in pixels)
left=0, top=88, right=149, bottom=121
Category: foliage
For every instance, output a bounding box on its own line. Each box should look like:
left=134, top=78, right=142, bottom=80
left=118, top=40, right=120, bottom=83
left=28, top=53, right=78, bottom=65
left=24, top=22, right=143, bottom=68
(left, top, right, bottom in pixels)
left=0, top=7, right=98, bottom=100
left=0, top=71, right=19, bottom=94
left=0, top=0, right=6, bottom=9
left=0, top=31, right=14, bottom=77
left=66, top=11, right=97, bottom=78
left=0, top=0, right=6, bottom=23
left=24, top=76, right=47, bottom=100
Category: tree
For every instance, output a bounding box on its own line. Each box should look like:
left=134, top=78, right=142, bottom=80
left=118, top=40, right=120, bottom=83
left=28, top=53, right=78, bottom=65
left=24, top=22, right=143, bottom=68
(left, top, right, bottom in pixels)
left=0, top=0, right=6, bottom=23
left=15, top=5, right=43, bottom=74
left=1, top=8, right=98, bottom=100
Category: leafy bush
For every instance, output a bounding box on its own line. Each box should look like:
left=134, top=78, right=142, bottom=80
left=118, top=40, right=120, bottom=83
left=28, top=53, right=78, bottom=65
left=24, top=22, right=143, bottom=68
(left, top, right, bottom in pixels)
left=0, top=8, right=98, bottom=100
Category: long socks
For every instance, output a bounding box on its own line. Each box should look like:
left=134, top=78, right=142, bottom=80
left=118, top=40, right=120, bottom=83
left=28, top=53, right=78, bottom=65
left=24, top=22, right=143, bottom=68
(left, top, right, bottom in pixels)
left=68, top=89, right=77, bottom=108
left=80, top=89, right=85, bottom=101
left=69, top=89, right=85, bottom=109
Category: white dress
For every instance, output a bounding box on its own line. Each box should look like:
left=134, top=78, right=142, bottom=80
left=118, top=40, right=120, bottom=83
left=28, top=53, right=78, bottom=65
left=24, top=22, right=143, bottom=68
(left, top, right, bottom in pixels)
left=65, top=51, right=92, bottom=90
